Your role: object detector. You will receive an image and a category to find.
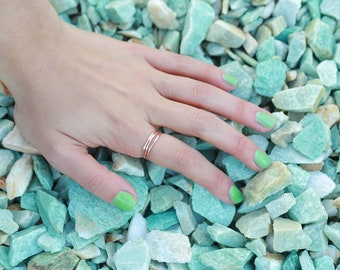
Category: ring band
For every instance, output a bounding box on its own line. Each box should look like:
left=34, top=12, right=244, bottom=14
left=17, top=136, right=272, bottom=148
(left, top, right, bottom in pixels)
left=142, top=130, right=162, bottom=159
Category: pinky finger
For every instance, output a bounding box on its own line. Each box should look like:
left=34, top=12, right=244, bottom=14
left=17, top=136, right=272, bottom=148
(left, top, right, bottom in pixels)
left=45, top=144, right=138, bottom=211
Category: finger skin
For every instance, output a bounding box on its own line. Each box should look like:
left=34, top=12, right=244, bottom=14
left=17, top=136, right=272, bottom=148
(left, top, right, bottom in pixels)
left=143, top=47, right=235, bottom=92
left=152, top=73, right=274, bottom=133
left=146, top=133, right=236, bottom=204
left=43, top=143, right=137, bottom=205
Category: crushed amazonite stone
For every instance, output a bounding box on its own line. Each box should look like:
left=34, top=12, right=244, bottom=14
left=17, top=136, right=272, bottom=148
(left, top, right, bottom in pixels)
left=0, top=0, right=340, bottom=269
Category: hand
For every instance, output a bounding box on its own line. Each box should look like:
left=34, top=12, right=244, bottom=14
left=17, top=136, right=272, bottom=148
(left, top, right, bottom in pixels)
left=1, top=3, right=274, bottom=210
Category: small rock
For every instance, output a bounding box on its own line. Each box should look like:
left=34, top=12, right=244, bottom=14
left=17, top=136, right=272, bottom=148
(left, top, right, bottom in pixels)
left=127, top=212, right=148, bottom=241
left=303, top=222, right=328, bottom=252
left=0, top=149, right=15, bottom=177
left=144, top=230, right=191, bottom=263
left=245, top=238, right=267, bottom=257
left=243, top=161, right=292, bottom=206
left=324, top=223, right=340, bottom=250
left=27, top=247, right=80, bottom=270
left=191, top=183, right=235, bottom=226
left=0, top=209, right=19, bottom=235
left=147, top=0, right=178, bottom=30
left=180, top=0, right=215, bottom=55
left=207, top=223, right=247, bottom=248
left=307, top=171, right=336, bottom=198
left=254, top=254, right=284, bottom=270
left=112, top=152, right=144, bottom=177
left=146, top=210, right=179, bottom=231
left=270, top=121, right=303, bottom=148
left=265, top=193, right=296, bottom=219
left=305, top=19, right=335, bottom=61
left=316, top=60, right=338, bottom=88
left=206, top=19, right=246, bottom=48
left=235, top=208, right=272, bottom=238
left=286, top=31, right=306, bottom=68
left=37, top=232, right=66, bottom=253
left=113, top=238, right=150, bottom=270
left=150, top=185, right=183, bottom=214
left=265, top=15, right=287, bottom=36
left=173, top=200, right=197, bottom=235
left=254, top=57, right=287, bottom=97
left=272, top=84, right=325, bottom=113
left=299, top=250, right=314, bottom=269
left=6, top=154, right=34, bottom=200
left=72, top=244, right=101, bottom=259
left=191, top=222, right=214, bottom=247
left=105, top=0, right=136, bottom=25
left=288, top=188, right=328, bottom=224
left=189, top=244, right=217, bottom=270
left=314, top=255, right=335, bottom=270
left=316, top=104, right=340, bottom=128
left=199, top=248, right=254, bottom=270
left=2, top=126, right=40, bottom=154
left=273, top=0, right=302, bottom=26
left=273, top=217, right=312, bottom=252
left=320, top=0, right=340, bottom=21
left=32, top=155, right=54, bottom=190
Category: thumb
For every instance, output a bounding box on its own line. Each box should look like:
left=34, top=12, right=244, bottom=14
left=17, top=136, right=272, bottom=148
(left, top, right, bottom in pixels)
left=45, top=144, right=138, bottom=211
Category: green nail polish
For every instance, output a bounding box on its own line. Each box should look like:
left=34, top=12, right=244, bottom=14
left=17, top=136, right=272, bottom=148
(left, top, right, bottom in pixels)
left=254, top=150, right=272, bottom=169
left=229, top=186, right=243, bottom=204
left=223, top=73, right=238, bottom=86
left=256, top=112, right=276, bottom=129
left=112, top=191, right=136, bottom=211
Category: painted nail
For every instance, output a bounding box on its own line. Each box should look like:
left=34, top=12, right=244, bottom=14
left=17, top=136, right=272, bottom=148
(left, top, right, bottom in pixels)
left=254, top=149, right=272, bottom=169
left=112, top=191, right=136, bottom=211
left=256, top=111, right=276, bottom=129
left=229, top=185, right=243, bottom=204
left=223, top=73, right=238, bottom=86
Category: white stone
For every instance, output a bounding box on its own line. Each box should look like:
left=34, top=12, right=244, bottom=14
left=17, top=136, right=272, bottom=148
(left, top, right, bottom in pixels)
left=144, top=230, right=192, bottom=263
left=72, top=244, right=101, bottom=259
left=2, top=126, right=40, bottom=154
left=316, top=60, right=338, bottom=88
left=307, top=171, right=336, bottom=198
left=6, top=154, right=33, bottom=200
left=273, top=0, right=301, bottom=26
left=112, top=152, right=144, bottom=177
left=113, top=238, right=151, bottom=270
left=127, top=213, right=148, bottom=241
left=147, top=0, right=179, bottom=30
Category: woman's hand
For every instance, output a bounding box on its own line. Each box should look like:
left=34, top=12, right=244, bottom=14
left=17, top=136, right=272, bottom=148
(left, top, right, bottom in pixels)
left=0, top=1, right=275, bottom=210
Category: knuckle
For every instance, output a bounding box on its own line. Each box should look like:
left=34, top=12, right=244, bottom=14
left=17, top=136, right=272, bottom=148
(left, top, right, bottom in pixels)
left=191, top=83, right=209, bottom=102
left=43, top=143, right=66, bottom=168
left=175, top=148, right=197, bottom=168
left=205, top=170, right=227, bottom=191
left=236, top=99, right=247, bottom=117
left=234, top=135, right=248, bottom=155
left=190, top=110, right=213, bottom=134
left=84, top=174, right=107, bottom=194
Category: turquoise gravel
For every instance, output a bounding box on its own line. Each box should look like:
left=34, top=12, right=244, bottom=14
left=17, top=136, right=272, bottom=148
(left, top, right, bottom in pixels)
left=1, top=0, right=340, bottom=269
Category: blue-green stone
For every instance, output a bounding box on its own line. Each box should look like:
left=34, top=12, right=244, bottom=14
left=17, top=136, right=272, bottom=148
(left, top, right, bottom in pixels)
left=9, top=224, right=46, bottom=267
left=146, top=209, right=179, bottom=231
left=300, top=48, right=318, bottom=77
left=245, top=238, right=266, bottom=257
left=27, top=247, right=80, bottom=270
left=222, top=155, right=257, bottom=182
left=188, top=244, right=217, bottom=270
left=314, top=255, right=335, bottom=270
left=49, top=0, right=78, bottom=14
left=192, top=183, right=235, bottom=227
left=305, top=19, right=335, bottom=61
left=282, top=251, right=300, bottom=270
left=0, top=93, right=14, bottom=107
left=299, top=250, right=314, bottom=269
left=168, top=0, right=189, bottom=17
left=0, top=209, right=19, bottom=235
left=199, top=248, right=253, bottom=270
left=20, top=192, right=38, bottom=212
left=220, top=61, right=254, bottom=101
left=173, top=201, right=197, bottom=235
left=150, top=185, right=183, bottom=214
left=0, top=119, right=14, bottom=141
left=0, top=191, right=8, bottom=209
left=191, top=222, right=214, bottom=247
left=0, top=149, right=15, bottom=177
left=292, top=114, right=331, bottom=160
left=65, top=231, right=101, bottom=250
left=11, top=209, right=40, bottom=230
left=146, top=161, right=166, bottom=186
left=286, top=31, right=306, bottom=68
left=207, top=223, right=247, bottom=247
left=286, top=164, right=310, bottom=196
left=288, top=188, right=328, bottom=224
left=303, top=222, right=328, bottom=252
left=254, top=254, right=284, bottom=270
left=0, top=246, right=12, bottom=270
left=254, top=57, right=287, bottom=97
left=32, top=155, right=54, bottom=190
left=36, top=189, right=67, bottom=236
left=180, top=0, right=215, bottom=55
left=324, top=222, right=340, bottom=250
left=307, top=0, right=321, bottom=19
left=256, top=37, right=276, bottom=62
left=273, top=0, right=302, bottom=26
left=104, top=0, right=136, bottom=24
left=37, top=232, right=66, bottom=253
left=68, top=172, right=148, bottom=239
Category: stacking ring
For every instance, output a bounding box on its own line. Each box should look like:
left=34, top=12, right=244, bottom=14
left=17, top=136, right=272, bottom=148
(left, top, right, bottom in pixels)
left=142, top=130, right=162, bottom=159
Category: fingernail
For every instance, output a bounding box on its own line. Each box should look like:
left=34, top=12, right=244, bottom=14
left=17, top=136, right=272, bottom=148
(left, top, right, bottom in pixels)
left=112, top=191, right=136, bottom=211
left=229, top=185, right=243, bottom=204
left=256, top=112, right=276, bottom=129
left=254, top=149, right=271, bottom=169
left=223, top=73, right=238, bottom=86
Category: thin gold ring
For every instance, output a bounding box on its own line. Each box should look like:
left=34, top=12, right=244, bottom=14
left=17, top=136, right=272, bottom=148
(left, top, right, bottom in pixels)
left=142, top=130, right=162, bottom=159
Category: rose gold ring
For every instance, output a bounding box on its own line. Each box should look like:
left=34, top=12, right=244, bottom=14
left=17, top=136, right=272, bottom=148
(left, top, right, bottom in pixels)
left=142, top=130, right=162, bottom=159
